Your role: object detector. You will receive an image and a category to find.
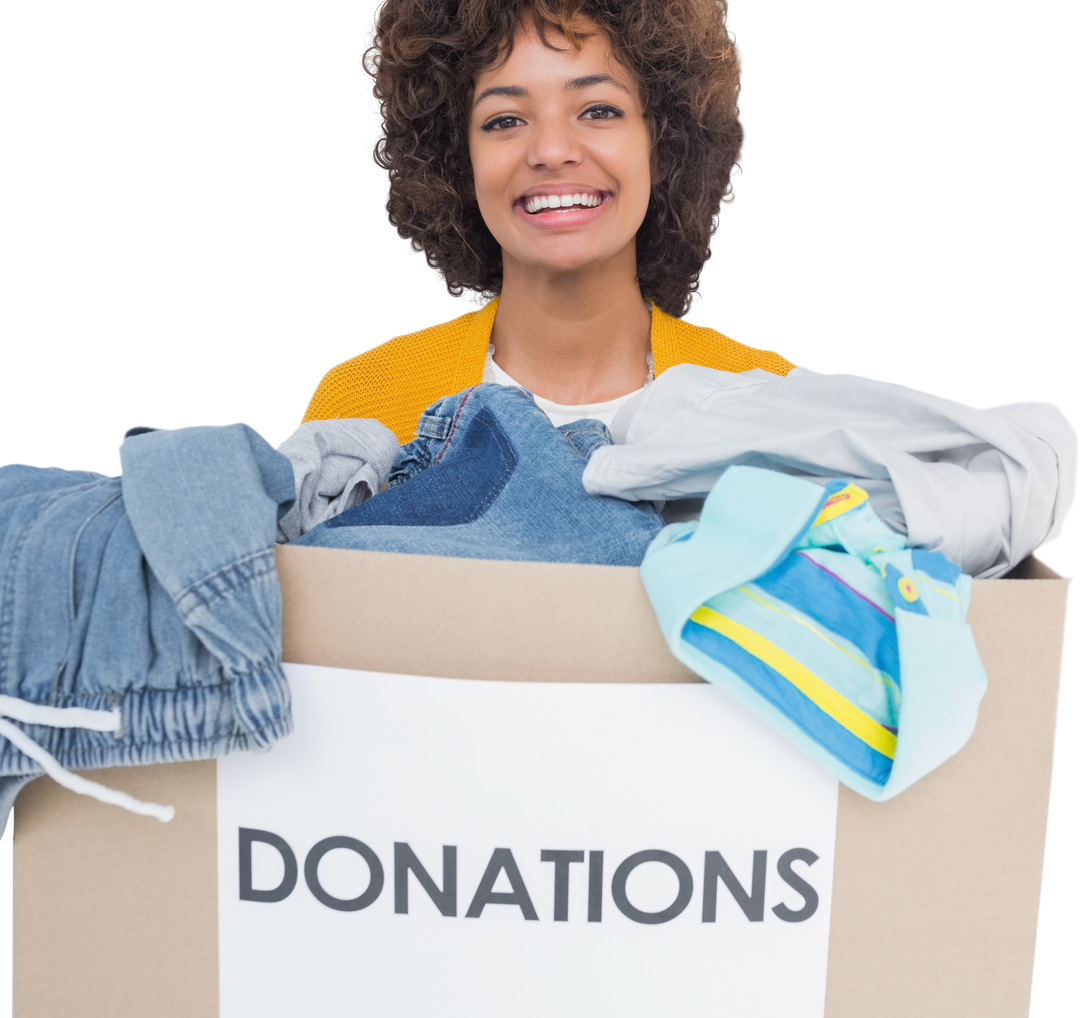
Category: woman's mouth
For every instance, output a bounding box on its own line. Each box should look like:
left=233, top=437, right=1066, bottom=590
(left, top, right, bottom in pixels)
left=516, top=192, right=613, bottom=227
left=522, top=193, right=609, bottom=214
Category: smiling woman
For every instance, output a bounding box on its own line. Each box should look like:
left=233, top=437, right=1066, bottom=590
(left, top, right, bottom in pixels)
left=303, top=0, right=795, bottom=442
left=468, top=22, right=655, bottom=407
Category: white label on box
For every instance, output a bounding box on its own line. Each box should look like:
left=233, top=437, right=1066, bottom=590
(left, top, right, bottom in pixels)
left=218, top=663, right=840, bottom=1017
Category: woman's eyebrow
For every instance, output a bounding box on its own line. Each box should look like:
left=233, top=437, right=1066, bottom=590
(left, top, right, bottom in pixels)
left=473, top=85, right=528, bottom=109
left=473, top=74, right=629, bottom=110
left=566, top=73, right=630, bottom=94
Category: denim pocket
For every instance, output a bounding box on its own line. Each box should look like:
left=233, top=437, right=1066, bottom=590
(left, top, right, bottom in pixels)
left=330, top=406, right=517, bottom=529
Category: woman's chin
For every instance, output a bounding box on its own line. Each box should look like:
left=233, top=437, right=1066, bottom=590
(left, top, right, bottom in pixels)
left=504, top=238, right=636, bottom=279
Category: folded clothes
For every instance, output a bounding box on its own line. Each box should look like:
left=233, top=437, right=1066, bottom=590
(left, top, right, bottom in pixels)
left=0, top=425, right=296, bottom=833
left=642, top=465, right=988, bottom=799
left=585, top=364, right=1076, bottom=578
left=292, top=384, right=665, bottom=566
left=1, top=364, right=1066, bottom=818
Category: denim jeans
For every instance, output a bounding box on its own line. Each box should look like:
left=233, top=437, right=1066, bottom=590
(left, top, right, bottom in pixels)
left=0, top=424, right=295, bottom=828
left=294, top=384, right=665, bottom=565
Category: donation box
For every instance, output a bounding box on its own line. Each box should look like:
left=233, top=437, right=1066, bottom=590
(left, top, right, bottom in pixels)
left=12, top=547, right=1070, bottom=1018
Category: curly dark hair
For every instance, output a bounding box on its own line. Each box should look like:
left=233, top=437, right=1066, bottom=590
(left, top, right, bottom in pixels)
left=368, top=0, right=741, bottom=317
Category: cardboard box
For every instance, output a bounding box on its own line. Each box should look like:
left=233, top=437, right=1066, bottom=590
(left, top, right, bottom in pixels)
left=12, top=546, right=1069, bottom=1017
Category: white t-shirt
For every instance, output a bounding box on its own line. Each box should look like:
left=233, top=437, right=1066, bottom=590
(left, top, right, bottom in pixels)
left=482, top=346, right=653, bottom=429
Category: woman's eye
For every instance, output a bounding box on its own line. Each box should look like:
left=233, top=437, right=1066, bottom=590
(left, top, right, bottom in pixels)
left=479, top=105, right=623, bottom=130
left=581, top=104, right=624, bottom=121
left=480, top=114, right=525, bottom=131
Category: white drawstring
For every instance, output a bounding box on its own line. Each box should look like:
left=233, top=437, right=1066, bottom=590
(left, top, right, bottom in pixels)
left=0, top=694, right=121, bottom=732
left=0, top=698, right=174, bottom=822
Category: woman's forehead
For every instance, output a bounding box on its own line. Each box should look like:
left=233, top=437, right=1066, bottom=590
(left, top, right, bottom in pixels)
left=472, top=22, right=636, bottom=102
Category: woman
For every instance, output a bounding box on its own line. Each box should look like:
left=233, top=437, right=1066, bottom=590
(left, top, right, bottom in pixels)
left=303, top=0, right=793, bottom=443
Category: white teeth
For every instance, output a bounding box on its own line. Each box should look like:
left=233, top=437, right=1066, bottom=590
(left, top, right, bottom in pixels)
left=523, top=192, right=603, bottom=214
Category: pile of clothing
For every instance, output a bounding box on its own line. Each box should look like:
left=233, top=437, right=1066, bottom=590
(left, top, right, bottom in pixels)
left=0, top=366, right=1073, bottom=827
left=0, top=425, right=295, bottom=827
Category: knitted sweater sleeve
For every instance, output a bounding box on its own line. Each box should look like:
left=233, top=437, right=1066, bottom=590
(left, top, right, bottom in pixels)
left=651, top=310, right=795, bottom=377
left=302, top=306, right=493, bottom=443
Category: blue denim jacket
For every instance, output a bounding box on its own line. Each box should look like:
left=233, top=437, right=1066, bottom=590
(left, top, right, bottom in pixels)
left=294, top=384, right=665, bottom=565
left=0, top=424, right=295, bottom=831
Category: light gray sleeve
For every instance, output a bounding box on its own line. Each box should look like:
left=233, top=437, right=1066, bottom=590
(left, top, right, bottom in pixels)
left=276, top=418, right=400, bottom=543
left=987, top=401, right=1077, bottom=549
left=584, top=365, right=1077, bottom=578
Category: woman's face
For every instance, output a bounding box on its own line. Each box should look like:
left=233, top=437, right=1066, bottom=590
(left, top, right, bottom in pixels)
left=469, top=24, right=651, bottom=277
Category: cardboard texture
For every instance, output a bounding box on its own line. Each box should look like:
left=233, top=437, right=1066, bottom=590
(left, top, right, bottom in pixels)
left=13, top=546, right=1069, bottom=1018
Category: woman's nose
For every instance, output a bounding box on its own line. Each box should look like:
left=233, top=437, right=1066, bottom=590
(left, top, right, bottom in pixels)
left=526, top=118, right=583, bottom=170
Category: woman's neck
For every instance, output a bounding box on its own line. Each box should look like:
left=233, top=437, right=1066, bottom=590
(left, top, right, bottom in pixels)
left=489, top=248, right=652, bottom=406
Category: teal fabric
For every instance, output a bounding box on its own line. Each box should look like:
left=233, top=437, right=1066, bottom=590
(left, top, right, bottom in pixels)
left=641, top=466, right=988, bottom=800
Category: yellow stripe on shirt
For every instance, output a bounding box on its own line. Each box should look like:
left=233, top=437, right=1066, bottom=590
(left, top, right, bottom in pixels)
left=689, top=605, right=898, bottom=759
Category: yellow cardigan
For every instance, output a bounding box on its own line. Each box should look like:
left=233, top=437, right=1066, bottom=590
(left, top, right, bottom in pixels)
left=303, top=298, right=795, bottom=443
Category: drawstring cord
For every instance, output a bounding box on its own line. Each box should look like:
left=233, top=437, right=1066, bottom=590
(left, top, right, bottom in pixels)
left=0, top=696, right=174, bottom=822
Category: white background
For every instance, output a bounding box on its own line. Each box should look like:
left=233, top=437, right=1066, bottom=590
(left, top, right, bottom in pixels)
left=218, top=665, right=839, bottom=1017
